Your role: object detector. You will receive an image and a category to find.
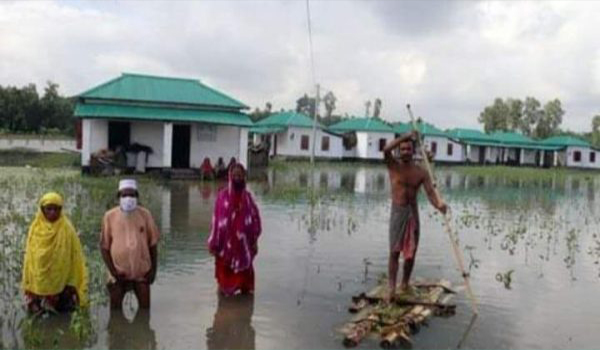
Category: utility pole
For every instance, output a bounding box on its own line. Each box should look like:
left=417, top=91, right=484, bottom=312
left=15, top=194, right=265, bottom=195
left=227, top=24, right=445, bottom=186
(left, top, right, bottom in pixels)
left=310, top=84, right=320, bottom=164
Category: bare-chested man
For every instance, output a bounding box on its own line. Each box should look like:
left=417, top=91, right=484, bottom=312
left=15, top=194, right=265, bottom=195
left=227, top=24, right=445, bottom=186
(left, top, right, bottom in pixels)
left=383, top=131, right=447, bottom=302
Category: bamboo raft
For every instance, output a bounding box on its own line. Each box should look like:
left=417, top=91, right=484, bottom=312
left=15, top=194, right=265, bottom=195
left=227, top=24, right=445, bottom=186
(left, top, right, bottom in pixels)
left=340, top=279, right=456, bottom=348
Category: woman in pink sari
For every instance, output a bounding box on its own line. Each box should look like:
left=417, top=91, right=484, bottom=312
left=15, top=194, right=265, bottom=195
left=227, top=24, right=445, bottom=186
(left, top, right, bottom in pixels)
left=208, top=163, right=262, bottom=295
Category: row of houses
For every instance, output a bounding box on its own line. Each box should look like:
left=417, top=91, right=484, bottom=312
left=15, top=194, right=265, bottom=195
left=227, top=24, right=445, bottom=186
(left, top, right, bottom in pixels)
left=76, top=73, right=600, bottom=172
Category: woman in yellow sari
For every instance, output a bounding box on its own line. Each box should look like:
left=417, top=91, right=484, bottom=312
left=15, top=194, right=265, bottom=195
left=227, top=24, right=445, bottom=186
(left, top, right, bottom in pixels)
left=21, top=192, right=88, bottom=313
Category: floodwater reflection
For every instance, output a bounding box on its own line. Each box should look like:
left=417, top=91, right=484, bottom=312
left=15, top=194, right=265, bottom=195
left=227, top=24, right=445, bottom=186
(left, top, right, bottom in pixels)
left=206, top=294, right=255, bottom=350
left=108, top=309, right=156, bottom=350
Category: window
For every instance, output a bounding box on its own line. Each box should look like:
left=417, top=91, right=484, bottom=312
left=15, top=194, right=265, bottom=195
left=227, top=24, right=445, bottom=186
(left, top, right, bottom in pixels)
left=447, top=143, right=453, bottom=156
left=430, top=141, right=437, bottom=154
left=301, top=135, right=310, bottom=150
left=379, top=139, right=387, bottom=152
left=197, top=124, right=217, bottom=142
left=590, top=152, right=596, bottom=163
left=574, top=151, right=581, bottom=162
left=321, top=136, right=330, bottom=151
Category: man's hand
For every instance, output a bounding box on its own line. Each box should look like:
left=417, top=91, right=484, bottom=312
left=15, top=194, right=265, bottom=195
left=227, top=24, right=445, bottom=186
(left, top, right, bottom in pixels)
left=410, top=130, right=420, bottom=141
left=145, top=267, right=157, bottom=284
left=438, top=201, right=448, bottom=215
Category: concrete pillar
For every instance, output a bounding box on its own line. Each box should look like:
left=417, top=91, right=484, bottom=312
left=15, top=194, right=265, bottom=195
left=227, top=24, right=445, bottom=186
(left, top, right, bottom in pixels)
left=81, top=119, right=92, bottom=166
left=163, top=122, right=173, bottom=168
left=466, top=144, right=471, bottom=162
left=239, top=127, right=249, bottom=167
left=553, top=151, right=558, bottom=167
left=539, top=150, right=545, bottom=167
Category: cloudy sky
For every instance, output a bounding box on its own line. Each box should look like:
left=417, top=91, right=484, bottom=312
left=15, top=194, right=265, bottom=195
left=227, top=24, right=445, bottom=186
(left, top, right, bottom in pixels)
left=1, top=0, right=599, bottom=131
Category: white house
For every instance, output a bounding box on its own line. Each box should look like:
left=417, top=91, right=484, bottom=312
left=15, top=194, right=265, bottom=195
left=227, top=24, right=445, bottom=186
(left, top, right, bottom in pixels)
left=75, top=73, right=252, bottom=173
left=446, top=128, right=503, bottom=164
left=250, top=111, right=343, bottom=159
left=541, top=136, right=600, bottom=169
left=393, top=121, right=463, bottom=163
left=329, top=117, right=395, bottom=160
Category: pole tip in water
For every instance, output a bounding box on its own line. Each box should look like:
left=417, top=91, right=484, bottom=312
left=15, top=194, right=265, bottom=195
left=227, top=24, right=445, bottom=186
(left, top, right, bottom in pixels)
left=406, top=104, right=411, bottom=109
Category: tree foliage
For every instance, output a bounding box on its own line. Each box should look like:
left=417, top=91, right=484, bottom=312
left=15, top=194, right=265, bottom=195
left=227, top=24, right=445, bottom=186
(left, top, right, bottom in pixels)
left=0, top=81, right=74, bottom=135
left=478, top=96, right=564, bottom=139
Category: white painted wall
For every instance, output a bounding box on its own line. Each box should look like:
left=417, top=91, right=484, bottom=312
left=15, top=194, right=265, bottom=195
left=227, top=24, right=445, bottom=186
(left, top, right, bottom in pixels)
left=273, top=127, right=342, bottom=159
left=565, top=146, right=600, bottom=169
left=189, top=124, right=241, bottom=168
left=520, top=149, right=537, bottom=165
left=130, top=121, right=165, bottom=167
left=423, top=136, right=463, bottom=163
left=81, top=118, right=108, bottom=166
left=0, top=137, right=76, bottom=152
left=356, top=131, right=394, bottom=160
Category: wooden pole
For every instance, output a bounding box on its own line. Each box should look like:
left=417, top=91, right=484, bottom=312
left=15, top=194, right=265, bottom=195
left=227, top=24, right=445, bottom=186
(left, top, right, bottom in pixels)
left=406, top=104, right=479, bottom=315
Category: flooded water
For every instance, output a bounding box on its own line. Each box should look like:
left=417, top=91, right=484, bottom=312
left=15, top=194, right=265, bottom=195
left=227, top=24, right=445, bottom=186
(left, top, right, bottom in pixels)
left=1, top=164, right=600, bottom=349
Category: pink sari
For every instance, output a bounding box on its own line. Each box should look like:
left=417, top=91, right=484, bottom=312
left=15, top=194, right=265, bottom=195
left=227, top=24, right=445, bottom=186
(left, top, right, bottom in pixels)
left=208, top=166, right=261, bottom=295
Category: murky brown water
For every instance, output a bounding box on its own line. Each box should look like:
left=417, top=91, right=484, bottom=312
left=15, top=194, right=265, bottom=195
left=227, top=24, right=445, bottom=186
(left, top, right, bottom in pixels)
left=2, top=164, right=600, bottom=349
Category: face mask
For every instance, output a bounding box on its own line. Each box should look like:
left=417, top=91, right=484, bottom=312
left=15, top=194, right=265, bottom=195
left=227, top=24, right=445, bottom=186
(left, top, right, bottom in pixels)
left=120, top=197, right=138, bottom=212
left=232, top=179, right=246, bottom=192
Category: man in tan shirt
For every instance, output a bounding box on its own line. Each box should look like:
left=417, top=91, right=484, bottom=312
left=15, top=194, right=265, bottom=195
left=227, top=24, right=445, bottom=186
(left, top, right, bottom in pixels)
left=101, top=179, right=160, bottom=309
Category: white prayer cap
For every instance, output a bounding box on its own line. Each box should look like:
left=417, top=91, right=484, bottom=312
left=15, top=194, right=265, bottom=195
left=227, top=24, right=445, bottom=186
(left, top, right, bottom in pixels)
left=118, top=179, right=137, bottom=191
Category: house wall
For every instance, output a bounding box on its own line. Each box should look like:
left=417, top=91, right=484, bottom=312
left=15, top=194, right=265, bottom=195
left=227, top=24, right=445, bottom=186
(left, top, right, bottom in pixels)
left=81, top=118, right=108, bottom=166
left=0, top=137, right=76, bottom=152
left=356, top=131, right=394, bottom=160
left=520, top=149, right=537, bottom=165
left=189, top=124, right=242, bottom=168
left=423, top=136, right=463, bottom=163
left=130, top=121, right=164, bottom=167
left=274, top=127, right=342, bottom=159
left=565, top=146, right=600, bottom=169
left=466, top=145, right=480, bottom=163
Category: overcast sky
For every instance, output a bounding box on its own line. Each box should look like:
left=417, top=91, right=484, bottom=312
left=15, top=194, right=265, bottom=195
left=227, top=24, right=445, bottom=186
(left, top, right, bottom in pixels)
left=1, top=0, right=599, bottom=131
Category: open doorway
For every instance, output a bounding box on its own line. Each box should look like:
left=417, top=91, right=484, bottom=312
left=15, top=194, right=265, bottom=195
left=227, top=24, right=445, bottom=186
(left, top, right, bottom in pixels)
left=108, top=121, right=130, bottom=151
left=172, top=124, right=191, bottom=168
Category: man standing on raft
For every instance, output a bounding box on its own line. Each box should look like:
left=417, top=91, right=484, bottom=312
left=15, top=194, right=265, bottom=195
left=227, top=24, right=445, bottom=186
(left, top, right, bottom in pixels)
left=383, top=130, right=447, bottom=302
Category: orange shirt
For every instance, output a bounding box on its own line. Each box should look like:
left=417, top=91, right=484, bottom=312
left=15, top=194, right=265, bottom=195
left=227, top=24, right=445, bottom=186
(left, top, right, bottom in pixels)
left=101, top=206, right=160, bottom=281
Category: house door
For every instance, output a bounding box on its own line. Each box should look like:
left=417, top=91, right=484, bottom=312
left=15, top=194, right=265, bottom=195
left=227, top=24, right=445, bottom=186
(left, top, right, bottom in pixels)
left=108, top=121, right=130, bottom=151
left=172, top=124, right=191, bottom=168
left=479, top=146, right=486, bottom=164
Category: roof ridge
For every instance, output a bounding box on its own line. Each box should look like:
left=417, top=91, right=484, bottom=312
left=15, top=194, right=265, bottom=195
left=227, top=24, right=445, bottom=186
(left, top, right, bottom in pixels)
left=77, top=75, right=124, bottom=97
left=194, top=80, right=248, bottom=109
left=121, top=72, right=199, bottom=83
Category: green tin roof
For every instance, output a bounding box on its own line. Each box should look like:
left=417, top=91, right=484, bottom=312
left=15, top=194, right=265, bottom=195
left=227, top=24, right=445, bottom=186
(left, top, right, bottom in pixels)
left=540, top=136, right=590, bottom=148
left=446, top=128, right=496, bottom=142
left=490, top=131, right=535, bottom=144
left=329, top=117, right=393, bottom=133
left=78, top=73, right=247, bottom=109
left=393, top=121, right=448, bottom=138
left=256, top=111, right=323, bottom=129
left=74, top=102, right=253, bottom=126
left=249, top=126, right=287, bottom=134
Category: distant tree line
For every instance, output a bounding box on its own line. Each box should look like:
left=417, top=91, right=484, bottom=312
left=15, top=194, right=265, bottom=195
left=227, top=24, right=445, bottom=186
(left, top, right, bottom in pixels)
left=0, top=82, right=75, bottom=135
left=478, top=97, right=564, bottom=139
left=478, top=96, right=600, bottom=147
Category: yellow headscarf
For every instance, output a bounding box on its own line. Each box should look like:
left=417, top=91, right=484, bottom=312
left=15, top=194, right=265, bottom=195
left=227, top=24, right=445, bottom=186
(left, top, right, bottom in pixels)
left=21, top=192, right=89, bottom=307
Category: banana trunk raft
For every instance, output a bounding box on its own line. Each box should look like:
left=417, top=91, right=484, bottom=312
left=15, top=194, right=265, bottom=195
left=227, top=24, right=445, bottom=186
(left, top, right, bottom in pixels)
left=339, top=279, right=456, bottom=348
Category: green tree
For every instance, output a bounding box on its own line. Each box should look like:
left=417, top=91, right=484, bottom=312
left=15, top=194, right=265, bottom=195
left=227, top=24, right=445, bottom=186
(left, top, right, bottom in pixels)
left=535, top=99, right=564, bottom=139
left=323, top=91, right=336, bottom=119
left=506, top=98, right=523, bottom=131
left=478, top=98, right=510, bottom=133
left=591, top=115, right=600, bottom=147
left=521, top=97, right=543, bottom=137
left=373, top=98, right=382, bottom=118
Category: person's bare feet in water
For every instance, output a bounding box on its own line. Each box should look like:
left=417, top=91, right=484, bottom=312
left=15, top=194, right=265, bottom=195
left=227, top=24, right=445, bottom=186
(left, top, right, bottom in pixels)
left=386, top=285, right=396, bottom=304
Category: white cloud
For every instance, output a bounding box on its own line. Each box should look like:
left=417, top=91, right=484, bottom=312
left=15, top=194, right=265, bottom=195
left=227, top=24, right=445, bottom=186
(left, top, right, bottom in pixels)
left=0, top=0, right=599, bottom=131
